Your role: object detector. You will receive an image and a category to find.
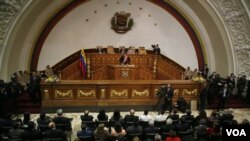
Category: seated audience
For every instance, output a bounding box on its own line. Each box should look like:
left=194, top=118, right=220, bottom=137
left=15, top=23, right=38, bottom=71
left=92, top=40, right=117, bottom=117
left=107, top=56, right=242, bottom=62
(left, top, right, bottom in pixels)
left=8, top=121, right=25, bottom=140
left=126, top=120, right=143, bottom=135
left=52, top=109, right=73, bottom=131
left=144, top=120, right=159, bottom=134
left=0, top=113, right=13, bottom=127
left=97, top=109, right=108, bottom=121
left=180, top=109, right=194, bottom=128
left=155, top=110, right=167, bottom=122
left=44, top=122, right=67, bottom=141
left=167, top=109, right=179, bottom=122
left=37, top=112, right=52, bottom=126
left=124, top=109, right=139, bottom=125
left=154, top=134, right=162, bottom=141
left=94, top=123, right=110, bottom=140
left=22, top=121, right=42, bottom=140
left=80, top=110, right=94, bottom=121
left=160, top=118, right=174, bottom=134
left=110, top=109, right=123, bottom=126
left=111, top=124, right=126, bottom=141
left=165, top=129, right=180, bottom=141
left=139, top=110, right=152, bottom=122
left=22, top=111, right=31, bottom=127
left=194, top=110, right=208, bottom=127
left=194, top=119, right=208, bottom=141
left=77, top=123, right=93, bottom=138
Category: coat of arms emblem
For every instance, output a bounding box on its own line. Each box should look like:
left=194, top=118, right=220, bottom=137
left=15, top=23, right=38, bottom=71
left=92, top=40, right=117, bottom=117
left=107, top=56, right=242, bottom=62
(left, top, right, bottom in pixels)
left=111, top=11, right=134, bottom=34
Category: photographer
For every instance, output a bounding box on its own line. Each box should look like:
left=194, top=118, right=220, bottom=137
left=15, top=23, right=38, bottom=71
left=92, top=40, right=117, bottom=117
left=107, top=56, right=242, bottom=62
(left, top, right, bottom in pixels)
left=152, top=44, right=160, bottom=55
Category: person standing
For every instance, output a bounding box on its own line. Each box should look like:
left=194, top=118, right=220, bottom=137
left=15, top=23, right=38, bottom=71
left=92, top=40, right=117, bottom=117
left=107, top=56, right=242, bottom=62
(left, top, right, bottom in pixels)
left=29, top=71, right=41, bottom=103
left=165, top=84, right=174, bottom=112
left=199, top=82, right=208, bottom=112
left=201, top=64, right=209, bottom=79
left=155, top=85, right=167, bottom=112
left=120, top=54, right=130, bottom=65
left=218, top=84, right=229, bottom=111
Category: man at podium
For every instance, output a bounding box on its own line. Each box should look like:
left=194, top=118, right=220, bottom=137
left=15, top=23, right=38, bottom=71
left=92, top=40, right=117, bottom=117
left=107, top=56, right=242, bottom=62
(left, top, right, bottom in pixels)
left=120, top=54, right=130, bottom=65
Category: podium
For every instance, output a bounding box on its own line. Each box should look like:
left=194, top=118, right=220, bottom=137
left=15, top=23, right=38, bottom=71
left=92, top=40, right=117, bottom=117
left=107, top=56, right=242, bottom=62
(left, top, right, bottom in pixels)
left=109, top=65, right=137, bottom=80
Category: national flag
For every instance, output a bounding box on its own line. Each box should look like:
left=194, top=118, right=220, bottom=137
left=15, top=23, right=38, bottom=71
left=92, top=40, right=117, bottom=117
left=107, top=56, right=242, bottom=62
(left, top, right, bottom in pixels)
left=79, top=48, right=87, bottom=78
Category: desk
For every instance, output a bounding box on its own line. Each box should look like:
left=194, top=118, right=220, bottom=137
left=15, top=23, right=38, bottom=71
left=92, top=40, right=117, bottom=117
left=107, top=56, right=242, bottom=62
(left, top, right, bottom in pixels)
left=109, top=65, right=137, bottom=80
left=41, top=80, right=201, bottom=108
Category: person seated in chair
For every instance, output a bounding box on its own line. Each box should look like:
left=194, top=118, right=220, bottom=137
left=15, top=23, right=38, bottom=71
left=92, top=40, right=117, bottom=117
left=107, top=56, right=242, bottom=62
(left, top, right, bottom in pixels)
left=44, top=122, right=67, bottom=141
left=97, top=109, right=108, bottom=121
left=80, top=110, right=94, bottom=122
left=120, top=53, right=130, bottom=65
left=124, top=109, right=139, bottom=125
left=22, top=121, right=43, bottom=140
left=77, top=123, right=93, bottom=138
left=52, top=109, right=73, bottom=131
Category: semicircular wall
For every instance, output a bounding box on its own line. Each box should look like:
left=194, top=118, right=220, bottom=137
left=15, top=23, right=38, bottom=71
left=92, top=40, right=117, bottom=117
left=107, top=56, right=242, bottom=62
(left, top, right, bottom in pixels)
left=1, top=0, right=246, bottom=81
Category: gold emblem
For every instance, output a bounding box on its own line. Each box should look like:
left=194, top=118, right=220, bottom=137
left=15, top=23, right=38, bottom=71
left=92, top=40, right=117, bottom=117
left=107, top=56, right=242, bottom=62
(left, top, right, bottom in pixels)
left=111, top=11, right=134, bottom=34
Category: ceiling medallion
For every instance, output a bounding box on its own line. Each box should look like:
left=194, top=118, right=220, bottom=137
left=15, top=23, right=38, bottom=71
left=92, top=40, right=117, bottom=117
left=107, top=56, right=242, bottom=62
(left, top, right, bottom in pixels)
left=111, top=11, right=134, bottom=34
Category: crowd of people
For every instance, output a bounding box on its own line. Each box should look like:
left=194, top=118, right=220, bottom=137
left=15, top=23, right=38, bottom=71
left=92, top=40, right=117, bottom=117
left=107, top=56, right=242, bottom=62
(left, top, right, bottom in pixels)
left=0, top=108, right=249, bottom=141
left=0, top=65, right=57, bottom=117
left=182, top=65, right=250, bottom=111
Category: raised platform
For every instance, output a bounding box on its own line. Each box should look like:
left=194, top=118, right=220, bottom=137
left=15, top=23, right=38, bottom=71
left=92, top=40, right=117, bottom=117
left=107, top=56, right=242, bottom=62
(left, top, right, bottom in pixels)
left=41, top=80, right=201, bottom=110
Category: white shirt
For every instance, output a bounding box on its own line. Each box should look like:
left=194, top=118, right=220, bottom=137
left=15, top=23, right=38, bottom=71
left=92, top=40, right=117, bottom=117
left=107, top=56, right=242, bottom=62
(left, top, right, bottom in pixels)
left=155, top=114, right=167, bottom=122
left=139, top=115, right=152, bottom=122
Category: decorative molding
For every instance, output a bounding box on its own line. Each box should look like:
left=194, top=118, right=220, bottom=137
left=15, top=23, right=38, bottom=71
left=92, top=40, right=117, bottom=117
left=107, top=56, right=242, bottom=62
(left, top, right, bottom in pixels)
left=0, top=0, right=30, bottom=52
left=210, top=0, right=250, bottom=76
left=100, top=89, right=106, bottom=99
left=182, top=89, right=198, bottom=96
left=132, top=89, right=149, bottom=97
left=154, top=88, right=159, bottom=97
left=174, top=89, right=179, bottom=96
left=110, top=89, right=128, bottom=97
left=77, top=89, right=96, bottom=97
left=55, top=90, right=73, bottom=98
left=43, top=89, right=49, bottom=100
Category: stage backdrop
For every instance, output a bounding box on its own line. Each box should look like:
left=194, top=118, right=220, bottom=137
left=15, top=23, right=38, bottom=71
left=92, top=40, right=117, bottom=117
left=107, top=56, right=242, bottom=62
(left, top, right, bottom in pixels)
left=37, top=0, right=198, bottom=71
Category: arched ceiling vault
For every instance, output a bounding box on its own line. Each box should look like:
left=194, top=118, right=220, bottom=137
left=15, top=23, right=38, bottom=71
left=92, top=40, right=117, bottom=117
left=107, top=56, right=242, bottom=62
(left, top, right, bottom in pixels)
left=0, top=0, right=249, bottom=81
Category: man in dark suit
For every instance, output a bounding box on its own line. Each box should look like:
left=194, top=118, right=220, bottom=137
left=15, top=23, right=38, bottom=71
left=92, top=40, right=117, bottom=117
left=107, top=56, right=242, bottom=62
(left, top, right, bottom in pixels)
left=29, top=71, right=41, bottom=103
left=119, top=54, right=130, bottom=65
left=199, top=82, right=208, bottom=112
left=80, top=110, right=94, bottom=121
left=165, top=84, right=174, bottom=112
left=155, top=85, right=167, bottom=112
left=53, top=109, right=73, bottom=131
left=44, top=122, right=67, bottom=141
left=123, top=109, right=139, bottom=128
left=218, top=84, right=229, bottom=111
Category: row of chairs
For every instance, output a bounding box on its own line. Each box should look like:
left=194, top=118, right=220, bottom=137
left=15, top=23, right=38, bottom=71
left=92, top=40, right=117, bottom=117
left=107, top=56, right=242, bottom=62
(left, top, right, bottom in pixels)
left=81, top=119, right=180, bottom=130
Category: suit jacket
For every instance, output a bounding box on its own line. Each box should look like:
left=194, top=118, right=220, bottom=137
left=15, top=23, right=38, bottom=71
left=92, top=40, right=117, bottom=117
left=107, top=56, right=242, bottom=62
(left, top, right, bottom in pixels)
left=53, top=116, right=72, bottom=131
left=44, top=128, right=67, bottom=141
left=80, top=115, right=94, bottom=121
left=22, top=129, right=43, bottom=140
left=124, top=115, right=139, bottom=123
left=126, top=125, right=143, bottom=135
left=165, top=87, right=174, bottom=99
left=119, top=56, right=130, bottom=65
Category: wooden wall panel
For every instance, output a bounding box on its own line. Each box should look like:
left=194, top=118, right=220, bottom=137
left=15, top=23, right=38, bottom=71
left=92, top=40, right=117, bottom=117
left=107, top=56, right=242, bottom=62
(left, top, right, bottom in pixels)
left=41, top=80, right=201, bottom=108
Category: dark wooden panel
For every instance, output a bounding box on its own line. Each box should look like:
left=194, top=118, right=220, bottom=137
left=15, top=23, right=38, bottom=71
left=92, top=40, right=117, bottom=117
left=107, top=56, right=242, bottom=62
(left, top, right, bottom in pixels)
left=41, top=80, right=201, bottom=108
left=51, top=49, right=185, bottom=80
